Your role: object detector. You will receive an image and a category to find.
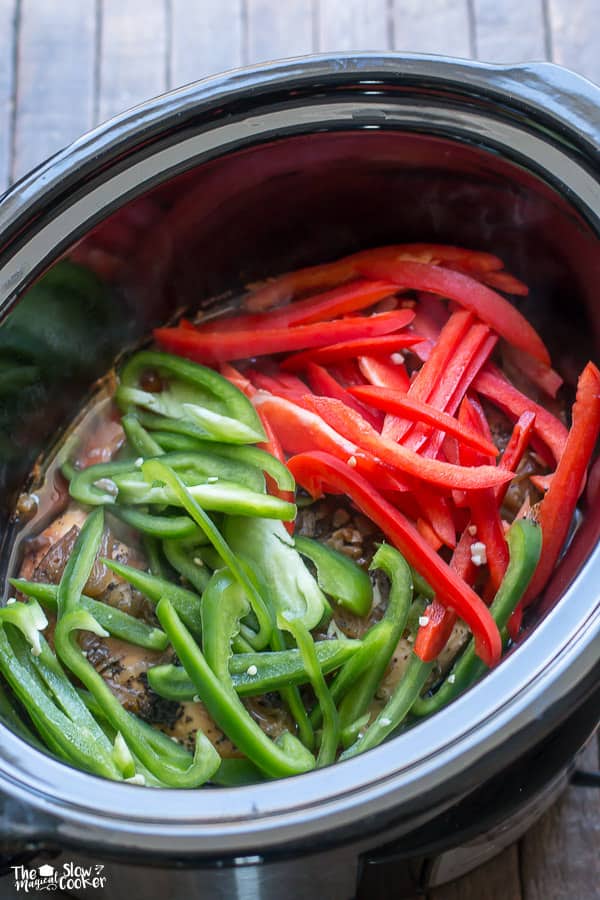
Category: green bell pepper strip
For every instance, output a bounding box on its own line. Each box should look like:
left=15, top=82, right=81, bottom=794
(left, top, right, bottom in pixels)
left=309, top=544, right=413, bottom=731
left=193, top=544, right=224, bottom=571
left=411, top=518, right=542, bottom=718
left=157, top=593, right=315, bottom=778
left=198, top=566, right=311, bottom=744
left=142, top=461, right=273, bottom=650
left=278, top=612, right=339, bottom=767
left=339, top=653, right=434, bottom=760
left=211, top=758, right=266, bottom=786
left=53, top=514, right=219, bottom=786
left=69, top=451, right=271, bottom=506
left=224, top=517, right=326, bottom=632
left=116, top=450, right=267, bottom=494
left=148, top=638, right=361, bottom=700
left=153, top=432, right=295, bottom=492
left=0, top=622, right=123, bottom=779
left=163, top=538, right=211, bottom=593
left=0, top=679, right=44, bottom=750
left=121, top=414, right=164, bottom=458
left=116, top=350, right=265, bottom=444
left=107, top=505, right=205, bottom=540
left=57, top=507, right=105, bottom=616
left=10, top=579, right=169, bottom=651
left=267, top=624, right=314, bottom=750
left=114, top=477, right=293, bottom=520
left=101, top=558, right=203, bottom=639
left=294, top=536, right=373, bottom=617
left=336, top=544, right=413, bottom=730
left=340, top=712, right=370, bottom=750
left=142, top=534, right=171, bottom=580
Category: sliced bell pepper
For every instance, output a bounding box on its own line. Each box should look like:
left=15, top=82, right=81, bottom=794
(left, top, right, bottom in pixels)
left=287, top=451, right=502, bottom=667
left=141, top=460, right=274, bottom=650
left=244, top=244, right=505, bottom=312
left=154, top=310, right=416, bottom=365
left=157, top=581, right=315, bottom=778
left=474, top=366, right=568, bottom=464
left=357, top=260, right=551, bottom=365
left=350, top=386, right=498, bottom=457
left=10, top=578, right=169, bottom=651
left=116, top=350, right=266, bottom=444
left=224, top=516, right=327, bottom=631
left=308, top=395, right=513, bottom=491
left=148, top=639, right=361, bottom=700
left=403, top=322, right=494, bottom=456
left=336, top=544, right=412, bottom=730
left=305, top=362, right=383, bottom=430
left=358, top=355, right=410, bottom=392
left=412, top=518, right=542, bottom=717
left=382, top=310, right=473, bottom=441
left=252, top=392, right=409, bottom=492
left=281, top=330, right=420, bottom=372
left=495, top=411, right=536, bottom=505
left=521, top=362, right=600, bottom=606
left=294, top=535, right=373, bottom=616
left=458, top=398, right=509, bottom=592
left=197, top=279, right=399, bottom=332
left=502, top=344, right=563, bottom=398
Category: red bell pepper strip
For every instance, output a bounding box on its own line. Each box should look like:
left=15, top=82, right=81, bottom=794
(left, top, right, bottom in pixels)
left=383, top=310, right=473, bottom=441
left=252, top=393, right=407, bottom=493
left=417, top=517, right=443, bottom=551
left=154, top=310, right=414, bottom=365
left=288, top=451, right=502, bottom=667
left=220, top=362, right=257, bottom=397
left=413, top=527, right=477, bottom=662
left=244, top=244, right=507, bottom=312
left=309, top=395, right=513, bottom=491
left=496, top=411, right=536, bottom=504
left=414, top=487, right=457, bottom=549
left=474, top=366, right=568, bottom=464
left=477, top=269, right=529, bottom=296
left=502, top=345, right=563, bottom=398
left=458, top=399, right=509, bottom=592
left=358, top=355, right=410, bottom=392
left=305, top=363, right=383, bottom=430
left=350, top=386, right=498, bottom=458
left=530, top=474, right=553, bottom=493
left=281, top=329, right=420, bottom=373
left=197, top=279, right=399, bottom=332
left=521, top=362, right=600, bottom=607
left=357, top=260, right=551, bottom=365
left=331, top=359, right=366, bottom=387
left=415, top=330, right=498, bottom=464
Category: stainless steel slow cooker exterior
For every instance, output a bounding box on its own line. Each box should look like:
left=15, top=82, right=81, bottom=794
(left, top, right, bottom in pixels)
left=0, top=54, right=598, bottom=899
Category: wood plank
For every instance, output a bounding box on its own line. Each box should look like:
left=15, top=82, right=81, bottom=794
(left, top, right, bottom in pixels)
left=0, top=0, right=16, bottom=193
left=473, top=0, right=547, bottom=63
left=171, top=0, right=243, bottom=86
left=547, top=0, right=600, bottom=85
left=317, top=0, right=390, bottom=52
left=12, top=0, right=96, bottom=181
left=391, top=0, right=472, bottom=59
left=98, top=0, right=168, bottom=124
left=429, top=844, right=522, bottom=900
left=245, top=0, right=315, bottom=66
left=520, top=737, right=600, bottom=900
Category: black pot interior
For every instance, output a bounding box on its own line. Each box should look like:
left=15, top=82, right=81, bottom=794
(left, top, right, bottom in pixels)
left=0, top=124, right=598, bottom=685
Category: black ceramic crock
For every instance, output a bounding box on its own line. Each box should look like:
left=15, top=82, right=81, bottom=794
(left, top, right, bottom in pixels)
left=0, top=54, right=598, bottom=900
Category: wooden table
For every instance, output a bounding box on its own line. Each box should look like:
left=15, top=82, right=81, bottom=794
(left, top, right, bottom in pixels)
left=0, top=3, right=598, bottom=898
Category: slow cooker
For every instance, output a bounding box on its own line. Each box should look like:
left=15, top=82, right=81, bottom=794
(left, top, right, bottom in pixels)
left=0, top=54, right=598, bottom=899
